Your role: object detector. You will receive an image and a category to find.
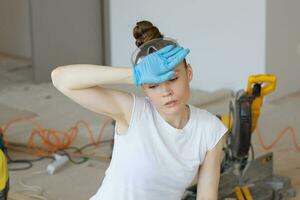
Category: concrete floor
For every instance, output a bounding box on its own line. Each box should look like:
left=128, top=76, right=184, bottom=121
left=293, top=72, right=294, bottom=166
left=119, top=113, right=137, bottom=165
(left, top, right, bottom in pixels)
left=1, top=54, right=299, bottom=199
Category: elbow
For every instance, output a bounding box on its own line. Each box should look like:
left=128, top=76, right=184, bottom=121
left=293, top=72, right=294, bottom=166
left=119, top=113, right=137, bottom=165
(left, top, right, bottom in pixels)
left=51, top=67, right=64, bottom=89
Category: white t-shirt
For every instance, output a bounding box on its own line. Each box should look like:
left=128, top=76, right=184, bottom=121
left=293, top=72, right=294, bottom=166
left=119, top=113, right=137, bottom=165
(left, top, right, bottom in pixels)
left=90, top=94, right=228, bottom=200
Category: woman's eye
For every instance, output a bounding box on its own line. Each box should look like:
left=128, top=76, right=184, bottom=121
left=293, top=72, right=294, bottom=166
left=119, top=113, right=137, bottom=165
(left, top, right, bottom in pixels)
left=149, top=85, right=158, bottom=89
left=170, top=77, right=178, bottom=82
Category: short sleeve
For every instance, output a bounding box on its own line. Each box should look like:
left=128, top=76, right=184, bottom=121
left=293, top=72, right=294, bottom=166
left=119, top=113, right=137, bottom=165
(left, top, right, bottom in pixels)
left=126, top=93, right=146, bottom=132
left=206, top=112, right=228, bottom=151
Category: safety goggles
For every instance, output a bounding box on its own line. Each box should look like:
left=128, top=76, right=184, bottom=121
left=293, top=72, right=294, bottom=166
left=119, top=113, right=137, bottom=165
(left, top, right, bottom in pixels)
left=131, top=37, right=180, bottom=65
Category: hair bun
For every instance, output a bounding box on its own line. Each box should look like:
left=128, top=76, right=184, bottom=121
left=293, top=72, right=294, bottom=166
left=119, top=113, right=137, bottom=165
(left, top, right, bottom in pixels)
left=133, top=20, right=163, bottom=47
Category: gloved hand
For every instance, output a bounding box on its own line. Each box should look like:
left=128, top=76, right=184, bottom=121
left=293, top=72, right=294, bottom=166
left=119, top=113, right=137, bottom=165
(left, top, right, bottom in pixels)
left=133, top=45, right=190, bottom=86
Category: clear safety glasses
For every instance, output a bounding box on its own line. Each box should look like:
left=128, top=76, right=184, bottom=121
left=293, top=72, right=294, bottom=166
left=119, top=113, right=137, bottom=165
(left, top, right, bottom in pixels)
left=131, top=37, right=180, bottom=65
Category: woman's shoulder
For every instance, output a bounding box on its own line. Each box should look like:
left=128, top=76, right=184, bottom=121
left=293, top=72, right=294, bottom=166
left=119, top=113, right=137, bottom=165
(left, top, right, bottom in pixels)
left=190, top=105, right=215, bottom=120
left=133, top=95, right=151, bottom=109
left=189, top=105, right=223, bottom=129
left=130, top=94, right=154, bottom=119
left=115, top=95, right=152, bottom=135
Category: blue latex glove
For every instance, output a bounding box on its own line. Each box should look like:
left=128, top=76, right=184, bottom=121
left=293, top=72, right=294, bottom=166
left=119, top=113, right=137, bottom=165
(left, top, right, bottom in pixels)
left=133, top=45, right=190, bottom=86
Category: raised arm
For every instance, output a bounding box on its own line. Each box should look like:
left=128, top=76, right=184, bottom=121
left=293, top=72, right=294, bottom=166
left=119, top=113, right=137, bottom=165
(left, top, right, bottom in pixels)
left=51, top=64, right=133, bottom=89
left=51, top=64, right=135, bottom=124
left=51, top=46, right=189, bottom=128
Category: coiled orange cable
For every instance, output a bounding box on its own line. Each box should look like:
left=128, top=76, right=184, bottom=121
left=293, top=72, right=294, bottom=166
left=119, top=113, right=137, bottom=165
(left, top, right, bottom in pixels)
left=255, top=126, right=300, bottom=152
left=0, top=117, right=113, bottom=156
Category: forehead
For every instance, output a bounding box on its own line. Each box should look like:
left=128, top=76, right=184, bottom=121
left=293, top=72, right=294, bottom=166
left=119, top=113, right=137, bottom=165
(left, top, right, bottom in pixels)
left=174, top=62, right=186, bottom=72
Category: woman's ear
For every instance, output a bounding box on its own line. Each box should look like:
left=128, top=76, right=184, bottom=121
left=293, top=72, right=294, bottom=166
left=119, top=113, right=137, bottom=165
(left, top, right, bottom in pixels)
left=186, top=64, right=193, bottom=82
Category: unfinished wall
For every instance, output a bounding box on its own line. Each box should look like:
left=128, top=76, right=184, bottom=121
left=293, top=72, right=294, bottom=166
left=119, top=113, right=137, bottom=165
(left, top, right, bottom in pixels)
left=30, top=0, right=103, bottom=82
left=266, top=0, right=300, bottom=100
left=0, top=0, right=32, bottom=58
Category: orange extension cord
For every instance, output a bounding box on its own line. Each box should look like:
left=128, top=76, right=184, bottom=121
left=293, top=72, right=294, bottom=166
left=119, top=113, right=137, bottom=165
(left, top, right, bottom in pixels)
left=0, top=117, right=299, bottom=156
left=255, top=126, right=300, bottom=152
left=0, top=116, right=113, bottom=157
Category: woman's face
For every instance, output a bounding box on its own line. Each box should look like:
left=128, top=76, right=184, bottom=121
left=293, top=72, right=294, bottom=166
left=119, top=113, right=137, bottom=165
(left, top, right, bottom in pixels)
left=142, top=62, right=193, bottom=116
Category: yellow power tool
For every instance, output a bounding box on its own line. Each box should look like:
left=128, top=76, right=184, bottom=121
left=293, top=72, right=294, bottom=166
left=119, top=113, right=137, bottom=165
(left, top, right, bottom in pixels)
left=0, top=129, right=9, bottom=200
left=220, top=74, right=276, bottom=165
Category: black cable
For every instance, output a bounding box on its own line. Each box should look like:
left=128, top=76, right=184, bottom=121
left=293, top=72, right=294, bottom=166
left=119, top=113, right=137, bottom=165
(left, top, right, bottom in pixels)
left=8, top=159, right=33, bottom=171
left=6, top=151, right=54, bottom=171
left=5, top=139, right=113, bottom=170
left=57, top=139, right=114, bottom=164
left=48, top=139, right=112, bottom=164
left=78, top=139, right=113, bottom=152
left=56, top=149, right=88, bottom=165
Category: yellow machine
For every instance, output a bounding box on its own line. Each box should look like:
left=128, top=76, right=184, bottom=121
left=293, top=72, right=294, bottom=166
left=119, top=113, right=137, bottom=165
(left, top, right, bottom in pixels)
left=183, top=74, right=296, bottom=200
left=221, top=74, right=276, bottom=131
left=0, top=130, right=9, bottom=200
left=221, top=74, right=276, bottom=164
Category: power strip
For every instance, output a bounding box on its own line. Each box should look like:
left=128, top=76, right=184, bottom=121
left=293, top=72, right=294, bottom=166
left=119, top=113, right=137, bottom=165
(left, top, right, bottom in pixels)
left=47, top=154, right=69, bottom=175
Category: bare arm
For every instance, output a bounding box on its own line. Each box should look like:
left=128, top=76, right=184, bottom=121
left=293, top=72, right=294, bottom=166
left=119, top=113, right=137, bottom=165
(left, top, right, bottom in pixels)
left=51, top=64, right=135, bottom=123
left=196, top=133, right=227, bottom=200
left=51, top=64, right=134, bottom=89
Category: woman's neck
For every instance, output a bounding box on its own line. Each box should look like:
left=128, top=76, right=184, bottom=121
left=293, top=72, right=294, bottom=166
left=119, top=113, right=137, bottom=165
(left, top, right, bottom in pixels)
left=159, top=105, right=190, bottom=129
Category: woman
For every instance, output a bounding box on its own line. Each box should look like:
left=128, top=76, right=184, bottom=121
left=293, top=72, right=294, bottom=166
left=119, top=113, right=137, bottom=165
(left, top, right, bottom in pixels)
left=51, top=20, right=227, bottom=200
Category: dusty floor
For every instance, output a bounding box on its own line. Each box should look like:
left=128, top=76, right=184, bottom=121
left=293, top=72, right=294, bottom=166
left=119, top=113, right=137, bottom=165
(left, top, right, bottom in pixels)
left=0, top=54, right=299, bottom=199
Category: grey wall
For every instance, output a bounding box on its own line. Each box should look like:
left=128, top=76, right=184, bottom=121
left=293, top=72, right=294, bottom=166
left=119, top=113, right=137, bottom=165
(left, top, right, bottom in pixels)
left=266, top=0, right=300, bottom=100
left=0, top=0, right=32, bottom=58
left=30, top=0, right=103, bottom=82
left=108, top=0, right=266, bottom=91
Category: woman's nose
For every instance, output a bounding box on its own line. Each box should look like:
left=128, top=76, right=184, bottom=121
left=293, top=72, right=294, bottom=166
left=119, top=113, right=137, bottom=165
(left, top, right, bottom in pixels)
left=160, top=83, right=173, bottom=97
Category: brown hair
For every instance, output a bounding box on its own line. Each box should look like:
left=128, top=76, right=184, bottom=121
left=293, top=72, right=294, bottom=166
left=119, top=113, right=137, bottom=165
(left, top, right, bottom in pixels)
left=133, top=20, right=163, bottom=47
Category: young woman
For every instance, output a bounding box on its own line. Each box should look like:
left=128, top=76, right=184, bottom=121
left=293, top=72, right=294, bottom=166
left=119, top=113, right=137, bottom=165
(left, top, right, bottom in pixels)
left=51, top=20, right=227, bottom=200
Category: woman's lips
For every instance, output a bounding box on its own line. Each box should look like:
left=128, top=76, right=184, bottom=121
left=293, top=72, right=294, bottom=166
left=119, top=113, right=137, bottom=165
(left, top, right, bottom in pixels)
left=165, top=100, right=177, bottom=107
